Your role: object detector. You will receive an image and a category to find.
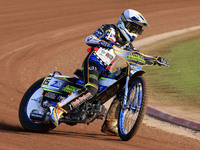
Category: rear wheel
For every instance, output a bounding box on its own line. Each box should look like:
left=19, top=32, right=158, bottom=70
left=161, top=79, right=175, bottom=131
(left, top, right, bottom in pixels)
left=118, top=76, right=147, bottom=141
left=18, top=78, right=55, bottom=132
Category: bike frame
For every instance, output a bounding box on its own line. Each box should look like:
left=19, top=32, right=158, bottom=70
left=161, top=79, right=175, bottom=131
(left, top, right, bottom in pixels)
left=41, top=46, right=157, bottom=115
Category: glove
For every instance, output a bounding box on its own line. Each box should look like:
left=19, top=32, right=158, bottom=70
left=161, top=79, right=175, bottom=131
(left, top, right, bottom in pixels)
left=99, top=41, right=116, bottom=49
left=156, top=57, right=169, bottom=67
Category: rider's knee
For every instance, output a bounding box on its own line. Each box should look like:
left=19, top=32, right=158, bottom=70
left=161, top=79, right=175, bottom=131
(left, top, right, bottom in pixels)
left=85, top=84, right=98, bottom=96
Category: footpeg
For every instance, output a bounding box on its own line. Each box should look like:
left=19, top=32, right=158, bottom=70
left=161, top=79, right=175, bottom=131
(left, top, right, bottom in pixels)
left=97, top=105, right=107, bottom=119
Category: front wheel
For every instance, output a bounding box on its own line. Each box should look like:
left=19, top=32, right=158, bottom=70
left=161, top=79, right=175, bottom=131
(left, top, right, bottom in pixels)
left=18, top=78, right=55, bottom=132
left=118, top=76, right=147, bottom=141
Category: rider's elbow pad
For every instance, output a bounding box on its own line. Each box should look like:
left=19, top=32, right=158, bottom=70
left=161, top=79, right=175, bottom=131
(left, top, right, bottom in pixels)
left=85, top=35, right=99, bottom=45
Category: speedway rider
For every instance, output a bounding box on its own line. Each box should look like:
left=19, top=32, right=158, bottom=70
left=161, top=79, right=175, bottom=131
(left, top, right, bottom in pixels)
left=50, top=9, right=150, bottom=134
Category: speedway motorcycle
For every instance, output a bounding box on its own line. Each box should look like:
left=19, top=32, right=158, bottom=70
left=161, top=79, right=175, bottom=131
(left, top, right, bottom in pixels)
left=19, top=45, right=169, bottom=141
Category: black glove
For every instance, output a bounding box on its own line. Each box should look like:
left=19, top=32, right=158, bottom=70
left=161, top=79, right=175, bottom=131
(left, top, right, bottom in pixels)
left=98, top=41, right=116, bottom=49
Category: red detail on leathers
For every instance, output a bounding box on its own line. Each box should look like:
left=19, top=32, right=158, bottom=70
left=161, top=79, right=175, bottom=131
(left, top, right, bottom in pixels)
left=87, top=47, right=99, bottom=53
left=87, top=47, right=92, bottom=53
left=94, top=47, right=99, bottom=51
left=106, top=61, right=113, bottom=70
left=106, top=66, right=110, bottom=70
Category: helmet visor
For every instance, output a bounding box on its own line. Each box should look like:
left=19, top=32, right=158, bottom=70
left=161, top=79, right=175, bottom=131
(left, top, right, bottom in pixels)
left=125, top=22, right=144, bottom=35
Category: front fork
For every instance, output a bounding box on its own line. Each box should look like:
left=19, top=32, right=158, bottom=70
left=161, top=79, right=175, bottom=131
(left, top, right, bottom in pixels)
left=122, top=75, right=142, bottom=112
left=122, top=75, right=130, bottom=110
left=122, top=74, right=141, bottom=112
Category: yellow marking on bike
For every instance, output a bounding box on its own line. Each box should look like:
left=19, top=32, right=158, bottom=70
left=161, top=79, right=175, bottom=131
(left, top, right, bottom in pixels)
left=114, top=49, right=123, bottom=53
left=85, top=83, right=98, bottom=89
left=43, top=88, right=62, bottom=94
left=53, top=109, right=58, bottom=121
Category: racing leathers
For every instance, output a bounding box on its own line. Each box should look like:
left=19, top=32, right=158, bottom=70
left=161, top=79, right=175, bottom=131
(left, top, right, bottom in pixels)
left=57, top=24, right=127, bottom=114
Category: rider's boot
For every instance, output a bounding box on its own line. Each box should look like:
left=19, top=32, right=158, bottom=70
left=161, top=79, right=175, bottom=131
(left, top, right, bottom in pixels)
left=49, top=105, right=64, bottom=126
left=101, top=97, right=120, bottom=135
left=49, top=88, right=94, bottom=126
left=49, top=90, right=80, bottom=126
left=101, top=119, right=118, bottom=135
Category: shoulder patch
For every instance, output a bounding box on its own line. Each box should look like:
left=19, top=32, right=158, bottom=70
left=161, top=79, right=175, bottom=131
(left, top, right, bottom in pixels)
left=94, top=30, right=102, bottom=36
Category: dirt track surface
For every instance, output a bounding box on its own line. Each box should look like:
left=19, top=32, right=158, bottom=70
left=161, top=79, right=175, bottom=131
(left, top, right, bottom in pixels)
left=0, top=0, right=200, bottom=149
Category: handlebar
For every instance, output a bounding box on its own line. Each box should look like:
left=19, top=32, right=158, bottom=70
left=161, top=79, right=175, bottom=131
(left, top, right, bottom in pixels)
left=112, top=45, right=169, bottom=67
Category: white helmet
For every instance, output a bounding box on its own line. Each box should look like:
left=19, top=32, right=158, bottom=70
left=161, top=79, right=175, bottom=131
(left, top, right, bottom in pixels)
left=117, top=9, right=149, bottom=43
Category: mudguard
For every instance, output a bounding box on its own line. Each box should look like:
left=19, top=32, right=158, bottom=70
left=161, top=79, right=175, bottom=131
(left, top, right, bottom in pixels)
left=42, top=77, right=83, bottom=95
left=129, top=71, right=145, bottom=84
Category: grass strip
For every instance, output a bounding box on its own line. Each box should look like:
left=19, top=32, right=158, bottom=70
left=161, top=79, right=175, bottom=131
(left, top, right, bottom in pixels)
left=142, top=30, right=200, bottom=108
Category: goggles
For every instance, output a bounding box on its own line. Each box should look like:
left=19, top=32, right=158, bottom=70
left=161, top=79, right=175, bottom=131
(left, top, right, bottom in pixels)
left=124, top=22, right=144, bottom=35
